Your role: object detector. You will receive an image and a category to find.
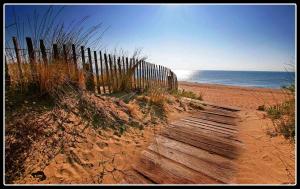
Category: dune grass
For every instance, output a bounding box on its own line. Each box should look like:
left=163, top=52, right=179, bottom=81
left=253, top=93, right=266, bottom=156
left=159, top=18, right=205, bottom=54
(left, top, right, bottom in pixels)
left=266, top=84, right=295, bottom=141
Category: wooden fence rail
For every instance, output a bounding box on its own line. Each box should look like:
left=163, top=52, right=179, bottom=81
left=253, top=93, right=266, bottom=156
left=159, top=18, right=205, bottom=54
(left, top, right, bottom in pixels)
left=5, top=36, right=178, bottom=94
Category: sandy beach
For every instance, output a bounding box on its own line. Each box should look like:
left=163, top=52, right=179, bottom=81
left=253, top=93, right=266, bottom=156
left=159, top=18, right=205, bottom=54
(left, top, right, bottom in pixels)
left=5, top=82, right=295, bottom=184
left=179, top=81, right=295, bottom=184
left=179, top=81, right=292, bottom=110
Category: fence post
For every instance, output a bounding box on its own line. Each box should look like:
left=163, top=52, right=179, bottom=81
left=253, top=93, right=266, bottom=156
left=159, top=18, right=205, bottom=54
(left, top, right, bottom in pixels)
left=99, top=51, right=106, bottom=93
left=39, top=39, right=48, bottom=65
left=142, top=61, right=146, bottom=90
left=93, top=51, right=101, bottom=94
left=132, top=58, right=136, bottom=90
left=104, top=53, right=111, bottom=93
left=137, top=59, right=141, bottom=90
left=71, top=44, right=78, bottom=80
left=126, top=57, right=129, bottom=76
left=5, top=56, right=11, bottom=88
left=63, top=44, right=71, bottom=78
left=151, top=64, right=154, bottom=88
left=12, top=37, right=23, bottom=81
left=122, top=56, right=125, bottom=76
left=26, top=37, right=37, bottom=82
left=114, top=56, right=119, bottom=90
left=158, top=65, right=161, bottom=88
left=87, top=48, right=95, bottom=91
left=81, top=46, right=85, bottom=68
left=63, top=44, right=68, bottom=64
left=108, top=54, right=114, bottom=92
left=117, top=57, right=122, bottom=81
left=154, top=64, right=157, bottom=87
left=53, top=44, right=59, bottom=61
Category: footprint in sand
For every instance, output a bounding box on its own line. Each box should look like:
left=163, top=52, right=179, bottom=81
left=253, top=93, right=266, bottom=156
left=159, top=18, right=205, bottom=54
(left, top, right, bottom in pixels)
left=96, top=142, right=109, bottom=149
left=262, top=154, right=272, bottom=161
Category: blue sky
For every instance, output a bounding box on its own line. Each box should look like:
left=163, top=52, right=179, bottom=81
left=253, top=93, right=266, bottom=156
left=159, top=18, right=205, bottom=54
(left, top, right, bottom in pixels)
left=5, top=4, right=296, bottom=71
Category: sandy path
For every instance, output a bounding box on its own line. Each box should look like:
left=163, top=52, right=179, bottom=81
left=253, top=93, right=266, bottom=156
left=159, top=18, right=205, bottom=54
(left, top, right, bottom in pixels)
left=179, top=81, right=295, bottom=184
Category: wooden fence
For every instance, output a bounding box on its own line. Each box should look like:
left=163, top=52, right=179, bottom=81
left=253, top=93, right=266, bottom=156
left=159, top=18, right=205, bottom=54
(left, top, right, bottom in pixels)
left=5, top=37, right=178, bottom=93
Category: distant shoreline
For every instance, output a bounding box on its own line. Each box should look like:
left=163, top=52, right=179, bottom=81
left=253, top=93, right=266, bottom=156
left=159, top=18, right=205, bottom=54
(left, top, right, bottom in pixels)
left=178, top=81, right=290, bottom=110
left=178, top=80, right=287, bottom=91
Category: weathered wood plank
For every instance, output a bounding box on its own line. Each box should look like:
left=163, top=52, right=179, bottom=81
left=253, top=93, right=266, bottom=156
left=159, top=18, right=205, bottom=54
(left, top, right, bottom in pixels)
left=190, top=112, right=237, bottom=126
left=148, top=138, right=235, bottom=183
left=161, top=128, right=239, bottom=159
left=120, top=170, right=154, bottom=184
left=198, top=109, right=239, bottom=118
left=178, top=118, right=238, bottom=132
left=166, top=123, right=240, bottom=149
left=181, top=116, right=238, bottom=130
left=168, top=122, right=237, bottom=140
left=134, top=150, right=220, bottom=184
left=153, top=135, right=237, bottom=169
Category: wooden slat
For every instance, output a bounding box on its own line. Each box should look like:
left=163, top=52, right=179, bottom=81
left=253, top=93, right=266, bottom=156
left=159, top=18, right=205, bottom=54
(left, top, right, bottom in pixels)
left=179, top=118, right=238, bottom=132
left=166, top=124, right=240, bottom=149
left=198, top=109, right=239, bottom=118
left=161, top=129, right=238, bottom=159
left=181, top=116, right=238, bottom=129
left=134, top=150, right=220, bottom=184
left=153, top=135, right=236, bottom=169
left=13, top=37, right=23, bottom=81
left=148, top=138, right=235, bottom=183
left=191, top=112, right=237, bottom=126
left=168, top=122, right=237, bottom=140
left=120, top=170, right=153, bottom=184
left=12, top=37, right=23, bottom=80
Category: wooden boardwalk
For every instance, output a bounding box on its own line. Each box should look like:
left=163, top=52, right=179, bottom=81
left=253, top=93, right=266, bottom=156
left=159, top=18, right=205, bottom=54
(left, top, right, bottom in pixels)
left=122, top=100, right=243, bottom=184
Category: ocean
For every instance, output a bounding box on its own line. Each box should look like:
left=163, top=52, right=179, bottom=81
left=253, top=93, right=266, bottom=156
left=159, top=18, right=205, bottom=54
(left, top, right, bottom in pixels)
left=173, top=70, right=295, bottom=89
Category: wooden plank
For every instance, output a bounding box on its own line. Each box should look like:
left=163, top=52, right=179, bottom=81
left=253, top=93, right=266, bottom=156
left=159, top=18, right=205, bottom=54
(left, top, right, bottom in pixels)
left=153, top=135, right=237, bottom=170
left=142, top=61, right=145, bottom=90
left=148, top=139, right=234, bottom=183
left=170, top=122, right=235, bottom=137
left=161, top=128, right=238, bottom=159
left=202, top=105, right=239, bottom=116
left=117, top=57, right=122, bottom=86
left=53, top=43, right=59, bottom=61
left=13, top=37, right=23, bottom=80
left=5, top=56, right=10, bottom=87
left=120, top=170, right=154, bottom=184
left=114, top=56, right=119, bottom=89
left=104, top=53, right=111, bottom=93
left=190, top=112, right=237, bottom=126
left=198, top=109, right=239, bottom=118
left=93, top=51, right=101, bottom=94
left=179, top=118, right=238, bottom=132
left=167, top=123, right=242, bottom=145
left=181, top=116, right=238, bottom=130
left=99, top=51, right=106, bottom=93
left=167, top=123, right=240, bottom=149
left=26, top=37, right=37, bottom=81
left=87, top=48, right=95, bottom=91
left=71, top=44, right=78, bottom=77
left=108, top=54, right=115, bottom=92
left=134, top=150, right=219, bottom=184
left=122, top=56, right=125, bottom=76
left=39, top=39, right=48, bottom=65
left=63, top=44, right=68, bottom=64
left=132, top=58, right=136, bottom=89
